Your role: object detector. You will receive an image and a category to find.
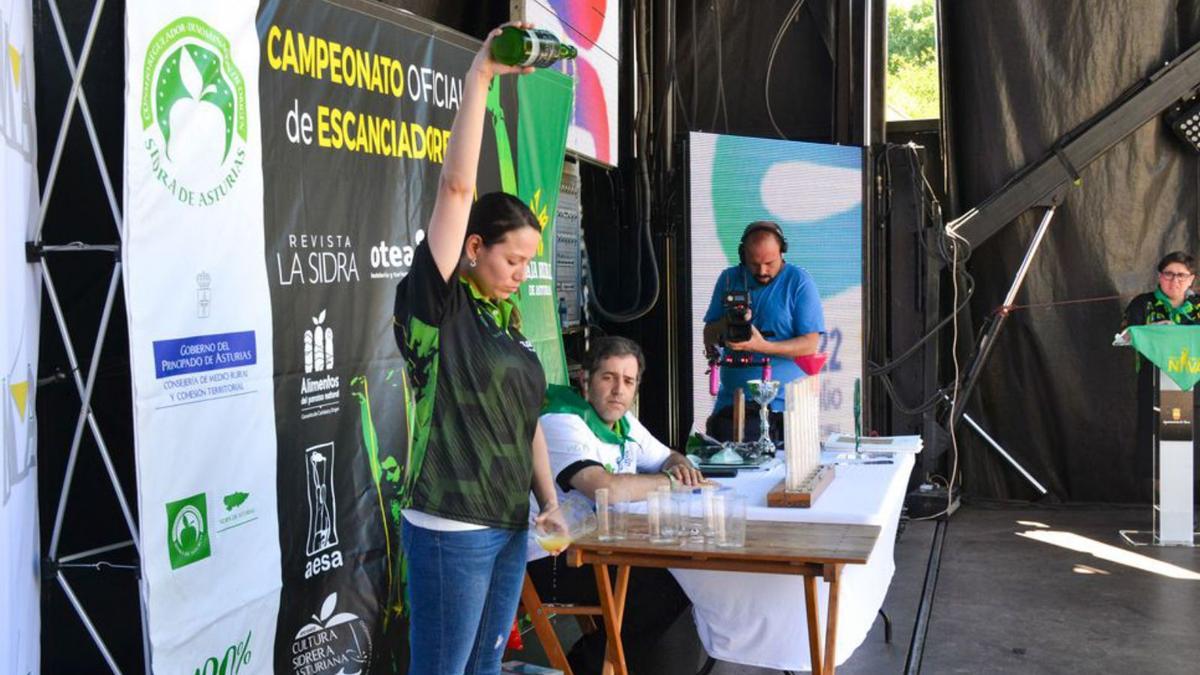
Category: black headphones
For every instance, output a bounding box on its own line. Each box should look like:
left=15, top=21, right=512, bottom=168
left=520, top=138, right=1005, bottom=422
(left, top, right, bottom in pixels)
left=737, top=221, right=789, bottom=265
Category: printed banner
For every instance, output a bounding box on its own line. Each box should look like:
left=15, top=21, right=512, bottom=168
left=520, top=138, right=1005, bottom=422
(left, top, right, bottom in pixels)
left=126, top=1, right=574, bottom=672
left=125, top=3, right=282, bottom=673
left=1, top=1, right=40, bottom=673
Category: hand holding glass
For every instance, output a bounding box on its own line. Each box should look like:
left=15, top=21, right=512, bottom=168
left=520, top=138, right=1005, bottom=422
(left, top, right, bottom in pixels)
left=534, top=500, right=596, bottom=554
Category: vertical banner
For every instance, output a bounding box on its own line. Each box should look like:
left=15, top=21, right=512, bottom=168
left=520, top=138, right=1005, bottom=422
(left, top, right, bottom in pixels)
left=257, top=3, right=469, bottom=670
left=127, top=0, right=573, bottom=673
left=515, top=70, right=573, bottom=385
left=1, top=0, right=40, bottom=673
left=125, top=3, right=281, bottom=673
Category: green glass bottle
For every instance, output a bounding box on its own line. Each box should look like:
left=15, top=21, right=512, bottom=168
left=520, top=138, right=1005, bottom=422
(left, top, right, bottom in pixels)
left=490, top=26, right=578, bottom=68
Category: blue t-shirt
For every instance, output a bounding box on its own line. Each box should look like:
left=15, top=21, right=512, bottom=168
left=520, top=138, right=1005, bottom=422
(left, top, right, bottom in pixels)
left=703, top=263, right=825, bottom=412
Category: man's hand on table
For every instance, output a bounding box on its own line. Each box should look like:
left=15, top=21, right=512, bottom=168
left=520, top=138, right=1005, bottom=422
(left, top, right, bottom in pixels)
left=663, top=453, right=712, bottom=487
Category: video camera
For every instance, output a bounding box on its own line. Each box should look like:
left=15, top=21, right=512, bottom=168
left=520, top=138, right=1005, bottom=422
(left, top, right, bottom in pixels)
left=722, top=290, right=753, bottom=343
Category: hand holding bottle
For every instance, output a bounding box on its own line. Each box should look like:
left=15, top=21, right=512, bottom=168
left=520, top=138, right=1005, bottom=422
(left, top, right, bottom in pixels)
left=471, top=22, right=538, bottom=81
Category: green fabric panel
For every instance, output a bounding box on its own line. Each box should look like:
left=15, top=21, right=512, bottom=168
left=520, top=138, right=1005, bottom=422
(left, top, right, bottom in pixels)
left=514, top=69, right=574, bottom=386
left=1128, top=325, right=1200, bottom=390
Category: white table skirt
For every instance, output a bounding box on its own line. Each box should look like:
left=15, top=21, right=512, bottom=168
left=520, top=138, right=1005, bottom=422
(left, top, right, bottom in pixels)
left=670, top=452, right=915, bottom=671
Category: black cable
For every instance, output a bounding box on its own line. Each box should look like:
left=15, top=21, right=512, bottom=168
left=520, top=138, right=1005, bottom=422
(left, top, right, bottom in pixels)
left=765, top=1, right=806, bottom=138
left=690, top=0, right=699, bottom=123
left=710, top=0, right=730, bottom=132
left=869, top=270, right=975, bottom=377
left=868, top=144, right=975, bottom=377
left=870, top=365, right=953, bottom=416
left=585, top=1, right=660, bottom=323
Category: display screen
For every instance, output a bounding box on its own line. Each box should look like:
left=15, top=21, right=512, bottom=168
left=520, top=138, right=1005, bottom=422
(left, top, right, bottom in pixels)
left=523, top=0, right=620, bottom=167
left=688, top=131, right=863, bottom=436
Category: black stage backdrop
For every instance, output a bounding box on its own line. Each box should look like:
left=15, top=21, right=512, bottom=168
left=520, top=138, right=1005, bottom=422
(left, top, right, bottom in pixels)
left=942, top=0, right=1200, bottom=502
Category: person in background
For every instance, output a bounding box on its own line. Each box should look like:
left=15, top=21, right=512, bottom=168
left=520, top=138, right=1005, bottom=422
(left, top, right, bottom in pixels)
left=703, top=221, right=825, bottom=441
left=528, top=336, right=703, bottom=674
left=392, top=23, right=566, bottom=675
left=1120, top=251, right=1200, bottom=500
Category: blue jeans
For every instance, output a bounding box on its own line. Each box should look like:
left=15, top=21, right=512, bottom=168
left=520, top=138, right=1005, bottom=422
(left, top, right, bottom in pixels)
left=403, top=522, right=527, bottom=675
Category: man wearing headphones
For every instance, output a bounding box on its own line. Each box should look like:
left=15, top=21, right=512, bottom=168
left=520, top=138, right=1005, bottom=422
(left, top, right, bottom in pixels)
left=702, top=221, right=825, bottom=441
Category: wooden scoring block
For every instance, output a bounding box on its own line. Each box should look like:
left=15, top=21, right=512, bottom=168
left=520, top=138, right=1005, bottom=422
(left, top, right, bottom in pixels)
left=767, top=464, right=835, bottom=508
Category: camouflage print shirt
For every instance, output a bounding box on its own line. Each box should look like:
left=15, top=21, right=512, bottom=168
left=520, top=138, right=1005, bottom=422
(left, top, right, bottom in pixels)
left=393, top=241, right=546, bottom=529
left=1122, top=290, right=1200, bottom=328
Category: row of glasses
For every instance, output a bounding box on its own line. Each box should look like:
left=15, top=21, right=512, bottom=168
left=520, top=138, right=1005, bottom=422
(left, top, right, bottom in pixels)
left=639, top=485, right=747, bottom=548
left=536, top=486, right=747, bottom=551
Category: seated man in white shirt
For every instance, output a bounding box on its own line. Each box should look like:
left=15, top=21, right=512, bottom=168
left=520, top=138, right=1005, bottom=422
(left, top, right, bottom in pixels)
left=527, top=336, right=704, bottom=675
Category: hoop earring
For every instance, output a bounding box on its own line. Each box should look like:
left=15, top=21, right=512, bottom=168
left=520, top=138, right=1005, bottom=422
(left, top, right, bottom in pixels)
left=469, top=258, right=478, bottom=268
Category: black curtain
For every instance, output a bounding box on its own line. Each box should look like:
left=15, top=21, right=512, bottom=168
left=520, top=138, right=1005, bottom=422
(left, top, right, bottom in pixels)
left=942, top=0, right=1200, bottom=502
left=673, top=0, right=837, bottom=141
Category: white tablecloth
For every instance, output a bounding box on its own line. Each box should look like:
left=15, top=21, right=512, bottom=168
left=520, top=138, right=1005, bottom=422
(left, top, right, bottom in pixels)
left=671, top=452, right=915, bottom=671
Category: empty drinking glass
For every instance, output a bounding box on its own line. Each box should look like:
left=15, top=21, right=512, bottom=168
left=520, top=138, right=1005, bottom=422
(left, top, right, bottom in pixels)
left=656, top=485, right=679, bottom=538
left=714, top=493, right=747, bottom=548
left=595, top=488, right=626, bottom=541
left=647, top=490, right=677, bottom=544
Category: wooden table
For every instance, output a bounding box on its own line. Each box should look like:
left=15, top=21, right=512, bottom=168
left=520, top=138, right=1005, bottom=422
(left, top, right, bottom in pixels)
left=565, top=515, right=880, bottom=675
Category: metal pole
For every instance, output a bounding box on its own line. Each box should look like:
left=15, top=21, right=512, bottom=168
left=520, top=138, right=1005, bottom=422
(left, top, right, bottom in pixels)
left=45, top=261, right=139, bottom=557
left=59, top=540, right=135, bottom=564
left=1002, top=206, right=1056, bottom=307
left=58, top=572, right=124, bottom=674
left=951, top=204, right=1057, bottom=428
left=35, top=0, right=110, bottom=239
left=960, top=407, right=1049, bottom=495
left=863, top=0, right=873, bottom=145
left=46, top=0, right=123, bottom=237
left=39, top=244, right=120, bottom=254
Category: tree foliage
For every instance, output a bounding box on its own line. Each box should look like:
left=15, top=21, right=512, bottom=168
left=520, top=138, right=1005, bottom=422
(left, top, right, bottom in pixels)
left=887, top=0, right=940, bottom=120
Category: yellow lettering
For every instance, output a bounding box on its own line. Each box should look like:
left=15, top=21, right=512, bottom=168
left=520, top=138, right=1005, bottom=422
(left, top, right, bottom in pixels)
left=368, top=115, right=384, bottom=155
left=391, top=60, right=405, bottom=98
left=315, top=39, right=329, bottom=79
left=426, top=124, right=444, bottom=163
left=316, top=105, right=331, bottom=147
left=410, top=123, right=426, bottom=160
left=329, top=107, right=344, bottom=149
left=355, top=50, right=370, bottom=91
left=396, top=121, right=411, bottom=158
left=298, top=32, right=317, bottom=75
left=281, top=28, right=298, bottom=73
left=329, top=41, right=342, bottom=84
left=353, top=112, right=368, bottom=152
left=266, top=25, right=282, bottom=70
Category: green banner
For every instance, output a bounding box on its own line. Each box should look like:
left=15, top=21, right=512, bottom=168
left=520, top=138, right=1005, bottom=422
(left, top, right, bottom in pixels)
left=1128, top=325, right=1200, bottom=390
left=513, top=69, right=573, bottom=385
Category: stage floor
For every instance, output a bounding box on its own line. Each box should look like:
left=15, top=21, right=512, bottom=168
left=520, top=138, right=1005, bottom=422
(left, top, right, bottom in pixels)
left=513, top=503, right=1200, bottom=674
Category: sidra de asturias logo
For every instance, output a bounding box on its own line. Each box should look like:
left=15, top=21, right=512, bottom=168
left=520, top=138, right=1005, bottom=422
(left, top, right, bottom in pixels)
left=140, top=17, right=248, bottom=207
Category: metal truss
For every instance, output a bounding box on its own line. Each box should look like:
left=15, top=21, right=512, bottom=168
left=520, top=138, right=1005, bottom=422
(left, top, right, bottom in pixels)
left=31, top=0, right=150, bottom=672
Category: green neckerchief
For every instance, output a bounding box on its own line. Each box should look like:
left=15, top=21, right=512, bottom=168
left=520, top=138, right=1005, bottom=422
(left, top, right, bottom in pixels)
left=542, top=384, right=631, bottom=461
left=460, top=276, right=521, bottom=332
left=1127, top=325, right=1200, bottom=390
left=1153, top=288, right=1196, bottom=325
